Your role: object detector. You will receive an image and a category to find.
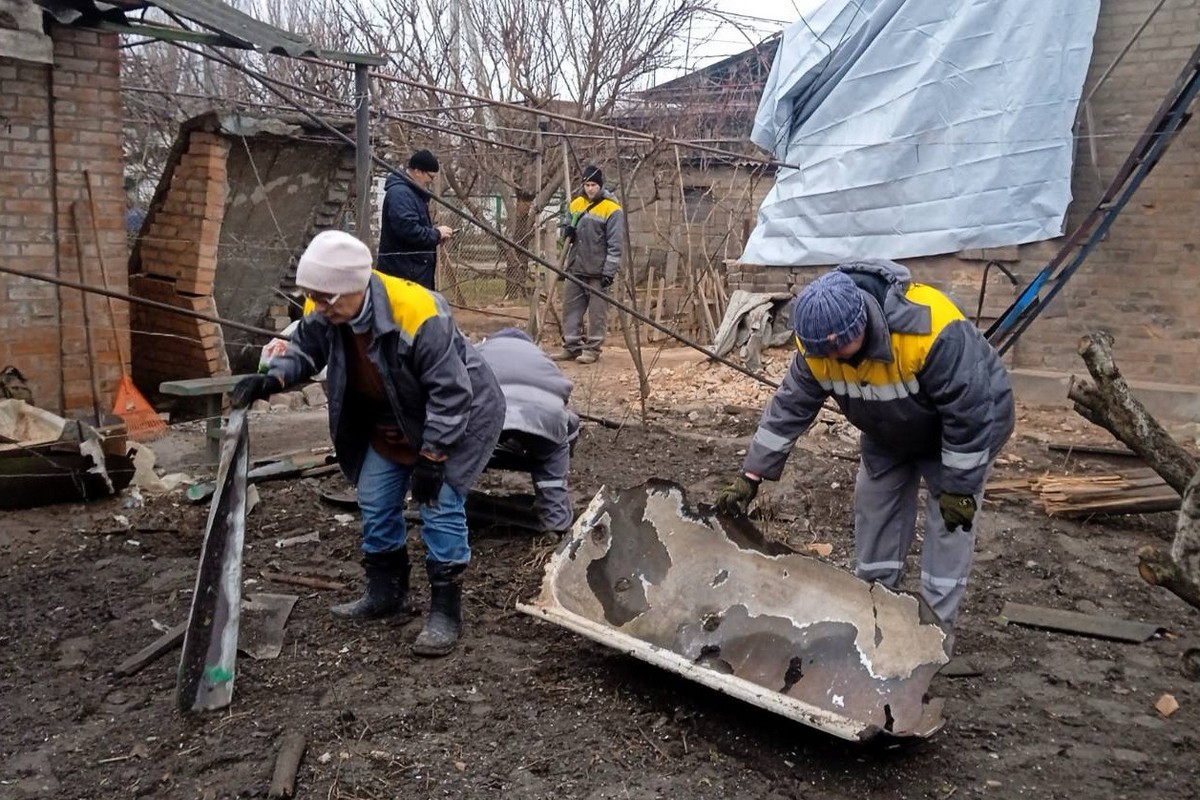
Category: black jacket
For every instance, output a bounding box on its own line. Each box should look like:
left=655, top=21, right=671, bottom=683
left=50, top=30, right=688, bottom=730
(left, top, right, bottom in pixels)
left=378, top=172, right=440, bottom=289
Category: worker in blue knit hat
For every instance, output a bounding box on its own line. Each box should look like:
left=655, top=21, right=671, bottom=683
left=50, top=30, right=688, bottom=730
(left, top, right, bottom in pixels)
left=716, top=260, right=1015, bottom=636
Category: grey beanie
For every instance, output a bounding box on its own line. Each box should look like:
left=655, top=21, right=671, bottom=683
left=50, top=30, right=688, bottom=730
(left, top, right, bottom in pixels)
left=793, top=271, right=868, bottom=356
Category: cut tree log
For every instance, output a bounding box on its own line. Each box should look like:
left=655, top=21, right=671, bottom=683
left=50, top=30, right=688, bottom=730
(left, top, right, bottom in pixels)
left=1067, top=332, right=1200, bottom=613
left=1067, top=332, right=1196, bottom=495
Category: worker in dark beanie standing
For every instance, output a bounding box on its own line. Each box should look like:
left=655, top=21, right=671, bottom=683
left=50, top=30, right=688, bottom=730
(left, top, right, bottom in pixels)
left=716, top=260, right=1014, bottom=636
left=378, top=149, right=454, bottom=290
left=554, top=165, right=624, bottom=364
left=231, top=230, right=503, bottom=657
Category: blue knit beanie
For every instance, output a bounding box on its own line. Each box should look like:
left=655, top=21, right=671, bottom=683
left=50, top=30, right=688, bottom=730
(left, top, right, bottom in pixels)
left=793, top=271, right=868, bottom=356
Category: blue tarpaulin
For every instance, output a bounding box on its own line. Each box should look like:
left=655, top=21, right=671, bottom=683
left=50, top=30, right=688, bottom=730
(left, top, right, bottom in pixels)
left=742, top=0, right=1101, bottom=266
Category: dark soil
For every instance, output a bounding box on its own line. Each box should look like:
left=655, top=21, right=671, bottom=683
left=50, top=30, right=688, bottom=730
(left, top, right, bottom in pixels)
left=2, top=388, right=1198, bottom=800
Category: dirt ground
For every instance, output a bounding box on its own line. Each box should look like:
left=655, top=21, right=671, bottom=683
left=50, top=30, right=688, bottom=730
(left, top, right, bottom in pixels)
left=2, top=342, right=1199, bottom=800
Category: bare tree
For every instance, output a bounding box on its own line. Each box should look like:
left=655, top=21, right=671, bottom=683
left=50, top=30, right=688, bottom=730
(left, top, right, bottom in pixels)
left=339, top=0, right=714, bottom=297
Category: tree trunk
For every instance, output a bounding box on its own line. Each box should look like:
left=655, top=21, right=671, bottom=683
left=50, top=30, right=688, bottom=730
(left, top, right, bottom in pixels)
left=1067, top=332, right=1196, bottom=494
left=1067, top=331, right=1200, bottom=612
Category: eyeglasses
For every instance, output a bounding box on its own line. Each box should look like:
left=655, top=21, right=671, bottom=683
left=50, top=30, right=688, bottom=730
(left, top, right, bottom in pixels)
left=303, top=290, right=341, bottom=306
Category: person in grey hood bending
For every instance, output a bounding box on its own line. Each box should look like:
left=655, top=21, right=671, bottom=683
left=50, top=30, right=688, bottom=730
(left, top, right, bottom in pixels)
left=716, top=260, right=1014, bottom=633
left=478, top=328, right=579, bottom=534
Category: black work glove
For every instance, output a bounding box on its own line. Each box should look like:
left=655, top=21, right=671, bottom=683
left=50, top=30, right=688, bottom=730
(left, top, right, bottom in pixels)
left=230, top=374, right=281, bottom=408
left=939, top=492, right=977, bottom=532
left=600, top=275, right=614, bottom=291
left=715, top=475, right=760, bottom=517
left=410, top=455, right=446, bottom=507
left=562, top=225, right=576, bottom=243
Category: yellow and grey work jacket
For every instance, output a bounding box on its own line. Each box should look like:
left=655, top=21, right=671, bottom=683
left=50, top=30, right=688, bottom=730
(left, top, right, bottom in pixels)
left=272, top=272, right=503, bottom=492
left=563, top=190, right=623, bottom=279
left=743, top=260, right=1015, bottom=495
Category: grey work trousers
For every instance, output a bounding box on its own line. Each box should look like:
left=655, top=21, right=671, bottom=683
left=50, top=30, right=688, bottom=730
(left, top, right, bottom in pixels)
left=561, top=276, right=608, bottom=354
left=852, top=456, right=988, bottom=627
left=490, top=431, right=574, bottom=533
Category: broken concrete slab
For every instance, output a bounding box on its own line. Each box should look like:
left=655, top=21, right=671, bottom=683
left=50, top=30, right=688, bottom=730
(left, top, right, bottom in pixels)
left=519, top=480, right=950, bottom=741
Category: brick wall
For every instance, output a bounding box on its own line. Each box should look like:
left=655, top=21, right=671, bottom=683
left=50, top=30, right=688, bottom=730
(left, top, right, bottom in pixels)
left=0, top=25, right=129, bottom=417
left=130, top=131, right=231, bottom=393
left=1010, top=0, right=1200, bottom=383
left=733, top=0, right=1200, bottom=388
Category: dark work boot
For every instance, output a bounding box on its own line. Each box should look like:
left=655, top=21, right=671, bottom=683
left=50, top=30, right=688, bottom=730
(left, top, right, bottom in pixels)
left=331, top=549, right=410, bottom=619
left=412, top=561, right=465, bottom=657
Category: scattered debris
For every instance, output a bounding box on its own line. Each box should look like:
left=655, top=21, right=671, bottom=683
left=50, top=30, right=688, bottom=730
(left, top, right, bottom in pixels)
left=275, top=531, right=320, bottom=549
left=268, top=732, right=307, bottom=799
left=186, top=449, right=337, bottom=503
left=0, top=399, right=134, bottom=509
left=113, top=622, right=187, bottom=678
left=333, top=513, right=355, bottom=525
left=240, top=593, right=298, bottom=660
left=261, top=571, right=346, bottom=592
left=999, top=602, right=1166, bottom=643
left=1154, top=693, right=1179, bottom=717
left=1047, top=441, right=1139, bottom=458
left=131, top=444, right=193, bottom=495
left=1027, top=468, right=1178, bottom=517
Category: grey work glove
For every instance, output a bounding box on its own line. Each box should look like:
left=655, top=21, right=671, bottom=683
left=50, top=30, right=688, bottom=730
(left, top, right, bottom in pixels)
left=939, top=492, right=977, bottom=532
left=715, top=475, right=760, bottom=517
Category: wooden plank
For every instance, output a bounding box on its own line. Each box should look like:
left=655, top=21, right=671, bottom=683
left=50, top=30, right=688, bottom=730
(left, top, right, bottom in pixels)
left=113, top=622, right=186, bottom=677
left=1047, top=442, right=1140, bottom=458
left=1000, top=602, right=1165, bottom=643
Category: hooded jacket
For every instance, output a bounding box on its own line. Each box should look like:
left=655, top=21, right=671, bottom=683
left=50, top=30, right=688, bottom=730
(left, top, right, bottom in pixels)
left=743, top=260, right=1014, bottom=495
left=563, top=189, right=623, bottom=279
left=378, top=172, right=439, bottom=289
left=269, top=272, right=504, bottom=492
left=476, top=330, right=579, bottom=445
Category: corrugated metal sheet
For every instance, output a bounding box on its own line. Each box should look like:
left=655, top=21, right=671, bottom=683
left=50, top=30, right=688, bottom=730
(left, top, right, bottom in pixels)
left=148, top=0, right=316, bottom=57
left=35, top=1, right=366, bottom=61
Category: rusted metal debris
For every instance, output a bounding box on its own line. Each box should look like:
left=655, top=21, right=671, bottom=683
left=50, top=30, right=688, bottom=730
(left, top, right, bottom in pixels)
left=177, top=408, right=249, bottom=713
left=519, top=480, right=950, bottom=741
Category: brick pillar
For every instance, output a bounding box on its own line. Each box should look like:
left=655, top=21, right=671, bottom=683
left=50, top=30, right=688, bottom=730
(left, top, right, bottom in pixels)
left=131, top=131, right=232, bottom=395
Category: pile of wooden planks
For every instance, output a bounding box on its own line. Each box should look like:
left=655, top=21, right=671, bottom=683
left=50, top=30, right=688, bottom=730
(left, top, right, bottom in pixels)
left=1028, top=467, right=1180, bottom=517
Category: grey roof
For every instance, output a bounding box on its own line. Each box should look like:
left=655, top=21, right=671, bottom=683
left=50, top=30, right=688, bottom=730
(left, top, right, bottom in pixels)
left=149, top=0, right=315, bottom=58
left=34, top=0, right=384, bottom=65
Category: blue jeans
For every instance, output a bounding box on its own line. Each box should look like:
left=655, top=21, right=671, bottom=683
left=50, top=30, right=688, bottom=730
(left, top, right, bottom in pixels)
left=356, top=446, right=470, bottom=565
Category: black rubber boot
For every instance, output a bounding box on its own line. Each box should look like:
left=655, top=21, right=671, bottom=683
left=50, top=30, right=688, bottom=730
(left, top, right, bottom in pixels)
left=331, top=549, right=410, bottom=619
left=412, top=561, right=465, bottom=657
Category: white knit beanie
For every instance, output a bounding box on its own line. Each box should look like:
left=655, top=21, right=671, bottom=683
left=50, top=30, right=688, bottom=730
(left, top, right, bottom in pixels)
left=295, top=231, right=373, bottom=295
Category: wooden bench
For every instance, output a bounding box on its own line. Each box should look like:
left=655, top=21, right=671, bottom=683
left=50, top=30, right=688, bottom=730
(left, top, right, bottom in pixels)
left=159, top=375, right=253, bottom=463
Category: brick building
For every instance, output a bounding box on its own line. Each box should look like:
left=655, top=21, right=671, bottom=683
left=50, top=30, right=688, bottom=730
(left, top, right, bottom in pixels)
left=726, top=0, right=1200, bottom=409
left=0, top=6, right=128, bottom=416
left=0, top=0, right=380, bottom=417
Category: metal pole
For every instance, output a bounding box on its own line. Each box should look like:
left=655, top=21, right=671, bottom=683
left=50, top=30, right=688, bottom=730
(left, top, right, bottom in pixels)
left=528, top=119, right=544, bottom=337
left=353, top=64, right=372, bottom=242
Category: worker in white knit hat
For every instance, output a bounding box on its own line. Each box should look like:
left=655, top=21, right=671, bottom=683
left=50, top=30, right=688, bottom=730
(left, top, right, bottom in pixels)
left=231, top=230, right=504, bottom=657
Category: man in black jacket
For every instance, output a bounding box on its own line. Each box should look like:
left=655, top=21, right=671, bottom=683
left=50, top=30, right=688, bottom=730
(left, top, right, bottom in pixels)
left=377, top=149, right=454, bottom=290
